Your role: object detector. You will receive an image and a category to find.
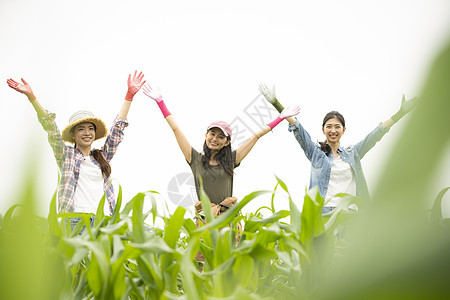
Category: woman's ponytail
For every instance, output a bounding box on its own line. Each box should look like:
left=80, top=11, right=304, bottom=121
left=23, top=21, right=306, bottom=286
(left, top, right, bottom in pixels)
left=318, top=141, right=332, bottom=156
left=92, top=149, right=111, bottom=178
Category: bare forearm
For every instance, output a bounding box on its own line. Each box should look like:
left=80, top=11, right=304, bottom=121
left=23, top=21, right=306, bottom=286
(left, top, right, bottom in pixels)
left=118, top=100, right=132, bottom=120
left=236, top=126, right=271, bottom=163
left=30, top=98, right=48, bottom=118
left=286, top=116, right=296, bottom=124
left=381, top=118, right=395, bottom=128
left=165, top=115, right=192, bottom=162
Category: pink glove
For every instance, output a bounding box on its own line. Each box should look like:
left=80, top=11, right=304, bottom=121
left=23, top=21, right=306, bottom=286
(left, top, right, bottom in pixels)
left=267, top=106, right=300, bottom=129
left=125, top=71, right=146, bottom=101
left=142, top=83, right=171, bottom=118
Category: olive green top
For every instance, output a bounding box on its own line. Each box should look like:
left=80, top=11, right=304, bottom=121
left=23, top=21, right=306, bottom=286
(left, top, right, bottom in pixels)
left=188, top=147, right=240, bottom=204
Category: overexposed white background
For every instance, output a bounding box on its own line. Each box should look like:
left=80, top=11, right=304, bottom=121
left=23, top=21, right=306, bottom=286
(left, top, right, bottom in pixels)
left=1, top=0, right=450, bottom=218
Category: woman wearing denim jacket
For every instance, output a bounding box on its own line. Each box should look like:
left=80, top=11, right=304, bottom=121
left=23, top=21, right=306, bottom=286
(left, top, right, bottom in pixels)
left=259, top=84, right=417, bottom=213
left=7, top=72, right=145, bottom=229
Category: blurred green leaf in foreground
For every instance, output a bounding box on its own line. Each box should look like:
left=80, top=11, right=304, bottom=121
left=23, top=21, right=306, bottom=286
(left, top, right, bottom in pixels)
left=313, top=38, right=450, bottom=300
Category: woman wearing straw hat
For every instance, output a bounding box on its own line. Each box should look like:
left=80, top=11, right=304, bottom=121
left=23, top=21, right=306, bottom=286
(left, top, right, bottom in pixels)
left=141, top=83, right=300, bottom=212
left=7, top=71, right=145, bottom=228
left=258, top=83, right=418, bottom=214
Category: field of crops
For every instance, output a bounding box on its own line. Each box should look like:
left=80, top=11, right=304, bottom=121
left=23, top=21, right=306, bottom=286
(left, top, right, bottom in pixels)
left=1, top=39, right=450, bottom=300
left=0, top=172, right=354, bottom=299
left=1, top=170, right=449, bottom=300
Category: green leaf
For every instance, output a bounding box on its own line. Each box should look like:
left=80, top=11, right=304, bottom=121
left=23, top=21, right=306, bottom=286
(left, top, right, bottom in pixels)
left=275, top=175, right=302, bottom=236
left=248, top=244, right=277, bottom=261
left=183, top=218, right=198, bottom=236
left=131, top=193, right=146, bottom=243
left=254, top=206, right=274, bottom=216
left=198, top=176, right=214, bottom=223
left=68, top=246, right=90, bottom=266
left=323, top=195, right=358, bottom=232
left=110, top=185, right=123, bottom=224
left=271, top=182, right=279, bottom=213
left=164, top=206, right=186, bottom=249
left=137, top=254, right=164, bottom=291
left=85, top=254, right=103, bottom=297
left=252, top=210, right=290, bottom=224
left=243, top=219, right=264, bottom=233
left=195, top=190, right=271, bottom=232
left=99, top=219, right=128, bottom=235
left=179, top=235, right=201, bottom=300
left=2, top=204, right=22, bottom=228
left=121, top=198, right=134, bottom=216
left=113, top=263, right=127, bottom=299
left=72, top=273, right=87, bottom=300
left=130, top=237, right=174, bottom=254
left=300, top=186, right=325, bottom=244
left=232, top=254, right=254, bottom=288
left=148, top=191, right=159, bottom=225
left=47, top=189, right=61, bottom=236
left=431, top=187, right=450, bottom=225
left=213, top=227, right=233, bottom=266
left=93, top=193, right=106, bottom=227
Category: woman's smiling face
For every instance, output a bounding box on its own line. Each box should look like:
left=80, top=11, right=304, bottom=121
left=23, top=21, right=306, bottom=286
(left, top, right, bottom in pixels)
left=71, top=122, right=96, bottom=148
left=205, top=127, right=230, bottom=152
left=322, top=117, right=345, bottom=145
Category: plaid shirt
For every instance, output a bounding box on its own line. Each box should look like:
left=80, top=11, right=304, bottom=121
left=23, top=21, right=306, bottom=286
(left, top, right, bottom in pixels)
left=38, top=112, right=128, bottom=214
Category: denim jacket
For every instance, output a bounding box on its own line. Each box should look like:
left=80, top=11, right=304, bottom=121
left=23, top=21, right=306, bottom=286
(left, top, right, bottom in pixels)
left=288, top=119, right=390, bottom=200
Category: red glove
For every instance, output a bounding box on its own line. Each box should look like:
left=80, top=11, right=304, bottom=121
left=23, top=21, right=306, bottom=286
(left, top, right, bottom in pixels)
left=125, top=71, right=146, bottom=101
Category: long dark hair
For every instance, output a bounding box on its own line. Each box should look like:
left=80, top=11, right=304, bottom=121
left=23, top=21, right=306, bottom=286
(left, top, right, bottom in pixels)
left=91, top=149, right=111, bottom=178
left=72, top=123, right=111, bottom=178
left=201, top=135, right=234, bottom=177
left=318, top=111, right=345, bottom=156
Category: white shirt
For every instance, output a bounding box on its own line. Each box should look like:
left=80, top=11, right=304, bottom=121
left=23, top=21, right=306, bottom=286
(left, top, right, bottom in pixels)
left=324, top=155, right=356, bottom=207
left=72, top=156, right=106, bottom=214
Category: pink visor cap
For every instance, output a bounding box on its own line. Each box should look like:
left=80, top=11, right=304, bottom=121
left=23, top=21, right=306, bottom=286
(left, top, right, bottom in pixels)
left=207, top=121, right=232, bottom=138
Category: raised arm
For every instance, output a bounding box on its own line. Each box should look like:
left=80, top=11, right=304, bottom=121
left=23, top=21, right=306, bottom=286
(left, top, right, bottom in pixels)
left=142, top=83, right=192, bottom=162
left=118, top=71, right=146, bottom=120
left=236, top=106, right=300, bottom=164
left=7, top=77, right=68, bottom=167
left=7, top=78, right=47, bottom=117
left=259, top=83, right=296, bottom=125
left=381, top=94, right=419, bottom=128
left=259, top=83, right=318, bottom=159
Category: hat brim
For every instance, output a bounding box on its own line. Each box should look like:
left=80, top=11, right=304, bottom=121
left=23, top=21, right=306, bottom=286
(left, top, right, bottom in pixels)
left=206, top=125, right=230, bottom=137
left=61, top=117, right=107, bottom=143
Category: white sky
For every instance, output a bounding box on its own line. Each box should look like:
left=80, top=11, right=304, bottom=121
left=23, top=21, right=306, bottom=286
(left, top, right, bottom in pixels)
left=1, top=0, right=450, bottom=218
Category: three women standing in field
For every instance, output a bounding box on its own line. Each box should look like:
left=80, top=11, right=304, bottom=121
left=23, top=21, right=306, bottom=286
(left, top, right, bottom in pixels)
left=6, top=74, right=417, bottom=224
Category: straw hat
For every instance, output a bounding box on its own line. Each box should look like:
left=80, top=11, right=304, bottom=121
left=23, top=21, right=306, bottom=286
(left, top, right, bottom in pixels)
left=62, top=110, right=107, bottom=143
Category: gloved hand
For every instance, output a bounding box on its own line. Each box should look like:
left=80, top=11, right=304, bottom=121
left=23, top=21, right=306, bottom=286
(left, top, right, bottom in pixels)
left=125, top=71, right=146, bottom=101
left=142, top=83, right=163, bottom=102
left=259, top=83, right=277, bottom=103
left=142, top=83, right=171, bottom=117
left=7, top=78, right=36, bottom=102
left=258, top=83, right=285, bottom=113
left=279, top=106, right=301, bottom=119
left=391, top=94, right=419, bottom=122
left=267, top=106, right=301, bottom=129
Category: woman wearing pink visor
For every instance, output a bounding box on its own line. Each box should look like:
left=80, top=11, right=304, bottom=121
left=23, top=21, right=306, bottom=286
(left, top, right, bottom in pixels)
left=142, top=83, right=300, bottom=211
